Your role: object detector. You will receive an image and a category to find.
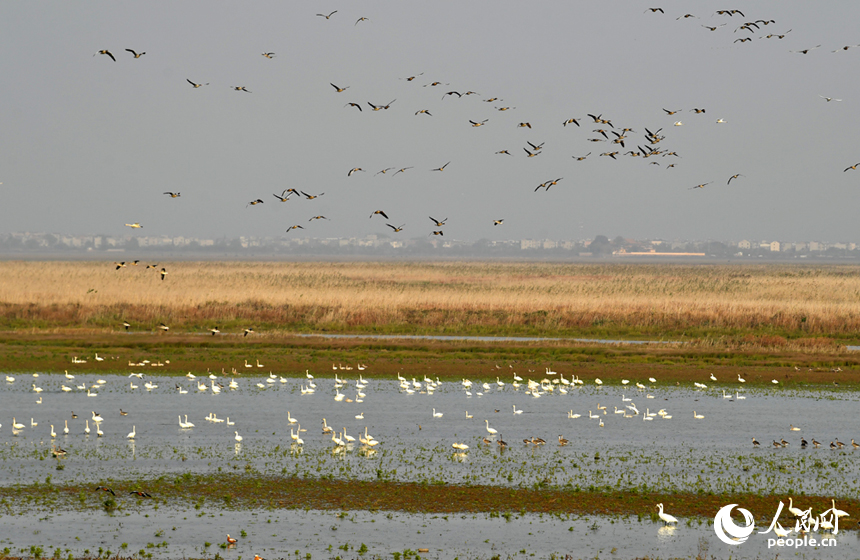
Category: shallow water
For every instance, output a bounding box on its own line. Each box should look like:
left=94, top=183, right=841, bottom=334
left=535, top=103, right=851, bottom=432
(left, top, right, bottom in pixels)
left=0, top=506, right=856, bottom=559
left=2, top=373, right=859, bottom=498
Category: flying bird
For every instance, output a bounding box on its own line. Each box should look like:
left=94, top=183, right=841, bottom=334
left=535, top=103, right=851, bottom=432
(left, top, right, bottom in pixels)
left=791, top=45, right=821, bottom=54
left=345, top=102, right=362, bottom=112
left=429, top=217, right=447, bottom=226
left=690, top=182, right=712, bottom=190
left=375, top=168, right=395, bottom=176
left=415, top=109, right=432, bottom=116
left=125, top=223, right=142, bottom=229
left=701, top=24, right=726, bottom=31
left=393, top=167, right=413, bottom=175
left=573, top=152, right=591, bottom=161
left=159, top=268, right=167, bottom=281
left=308, top=215, right=329, bottom=221
left=517, top=122, right=532, bottom=128
left=95, top=50, right=115, bottom=61
left=355, top=17, right=369, bottom=25
left=273, top=190, right=292, bottom=202
left=317, top=10, right=337, bottom=19
left=431, top=162, right=450, bottom=171
left=247, top=199, right=264, bottom=207
left=187, top=79, right=209, bottom=88
left=442, top=91, right=462, bottom=99
left=733, top=38, right=752, bottom=43
left=495, top=150, right=512, bottom=156
left=470, top=119, right=489, bottom=127
left=163, top=192, right=180, bottom=198
left=727, top=174, right=744, bottom=184
left=286, top=225, right=305, bottom=231
left=563, top=118, right=580, bottom=127
left=232, top=86, right=251, bottom=92
left=844, top=163, right=860, bottom=172
left=330, top=83, right=349, bottom=92
left=301, top=191, right=324, bottom=199
left=819, top=95, right=842, bottom=102
left=125, top=49, right=145, bottom=58
left=493, top=219, right=504, bottom=226
left=431, top=231, right=444, bottom=236
left=261, top=52, right=275, bottom=58
left=370, top=210, right=389, bottom=219
left=644, top=8, right=664, bottom=13
left=347, top=168, right=364, bottom=176
left=387, top=224, right=405, bottom=233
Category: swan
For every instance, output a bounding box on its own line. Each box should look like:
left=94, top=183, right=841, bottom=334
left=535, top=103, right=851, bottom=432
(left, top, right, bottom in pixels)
left=710, top=373, right=717, bottom=381
left=63, top=420, right=69, bottom=435
left=355, top=412, right=364, bottom=420
left=788, top=497, right=805, bottom=517
left=589, top=411, right=599, bottom=419
left=722, top=390, right=731, bottom=399
left=693, top=411, right=704, bottom=419
left=130, top=381, right=138, bottom=390
left=197, top=381, right=207, bottom=391
left=84, top=420, right=90, bottom=435
left=144, top=381, right=157, bottom=390
left=61, top=385, right=72, bottom=392
left=496, top=377, right=505, bottom=387
left=91, top=412, right=103, bottom=423
left=656, top=503, right=678, bottom=524
left=830, top=499, right=849, bottom=519
left=32, top=384, right=43, bottom=393
left=512, top=405, right=523, bottom=415
left=127, top=426, right=136, bottom=439
left=738, top=374, right=746, bottom=383
left=622, top=395, right=631, bottom=402
left=594, top=378, right=603, bottom=386
left=178, top=415, right=188, bottom=428
left=485, top=420, right=498, bottom=435
left=226, top=417, right=234, bottom=426
left=465, top=411, right=473, bottom=419
left=287, top=411, right=297, bottom=424
left=30, top=418, right=38, bottom=428
left=210, top=380, right=221, bottom=394
left=86, top=388, right=98, bottom=397
left=331, top=431, right=345, bottom=447
left=50, top=425, right=57, bottom=438
left=234, top=431, right=243, bottom=442
left=790, top=424, right=800, bottom=431
left=343, top=428, right=356, bottom=443
left=96, top=423, right=104, bottom=437
left=432, top=408, right=443, bottom=418
left=229, top=379, right=238, bottom=389
left=736, top=392, right=745, bottom=400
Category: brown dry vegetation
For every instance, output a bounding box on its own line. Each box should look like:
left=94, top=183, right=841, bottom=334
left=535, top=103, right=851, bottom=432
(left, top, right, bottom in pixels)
left=1, top=261, right=860, bottom=340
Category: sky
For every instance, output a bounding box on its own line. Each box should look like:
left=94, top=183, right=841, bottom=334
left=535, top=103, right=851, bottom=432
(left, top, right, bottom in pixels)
left=2, top=2, right=860, bottom=244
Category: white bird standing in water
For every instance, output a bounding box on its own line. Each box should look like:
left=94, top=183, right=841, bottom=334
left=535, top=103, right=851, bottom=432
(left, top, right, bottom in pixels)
left=657, top=503, right=678, bottom=524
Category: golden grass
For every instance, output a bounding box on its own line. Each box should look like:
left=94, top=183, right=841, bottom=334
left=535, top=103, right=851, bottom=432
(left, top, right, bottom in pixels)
left=1, top=261, right=859, bottom=336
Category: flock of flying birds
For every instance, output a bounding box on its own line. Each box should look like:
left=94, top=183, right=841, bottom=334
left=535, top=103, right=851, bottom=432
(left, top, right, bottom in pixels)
left=88, top=6, right=859, bottom=246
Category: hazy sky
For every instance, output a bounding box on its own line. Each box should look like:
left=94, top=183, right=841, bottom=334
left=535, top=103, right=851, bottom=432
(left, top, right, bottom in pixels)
left=2, top=2, right=860, bottom=243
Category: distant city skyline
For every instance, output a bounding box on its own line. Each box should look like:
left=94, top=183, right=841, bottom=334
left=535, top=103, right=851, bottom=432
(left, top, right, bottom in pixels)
left=2, top=3, right=860, bottom=243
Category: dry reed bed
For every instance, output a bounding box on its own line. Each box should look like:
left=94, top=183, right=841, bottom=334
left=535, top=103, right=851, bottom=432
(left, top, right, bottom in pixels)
left=1, top=261, right=859, bottom=334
